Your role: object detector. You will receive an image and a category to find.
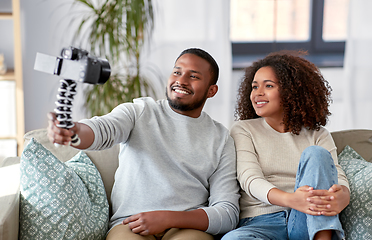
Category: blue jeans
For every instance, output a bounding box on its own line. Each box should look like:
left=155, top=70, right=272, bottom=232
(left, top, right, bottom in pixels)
left=221, top=146, right=345, bottom=240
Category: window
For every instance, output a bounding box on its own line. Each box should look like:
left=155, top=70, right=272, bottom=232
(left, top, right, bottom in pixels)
left=231, top=0, right=350, bottom=68
left=322, top=0, right=349, bottom=41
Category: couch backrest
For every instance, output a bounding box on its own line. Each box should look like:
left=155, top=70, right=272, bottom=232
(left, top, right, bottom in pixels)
left=331, top=129, right=372, bottom=162
left=23, top=128, right=372, bottom=206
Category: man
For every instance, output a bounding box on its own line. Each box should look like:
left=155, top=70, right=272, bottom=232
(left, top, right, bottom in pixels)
left=48, top=48, right=240, bottom=240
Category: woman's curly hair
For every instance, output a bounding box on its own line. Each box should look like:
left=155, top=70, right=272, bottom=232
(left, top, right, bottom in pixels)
left=235, top=50, right=332, bottom=135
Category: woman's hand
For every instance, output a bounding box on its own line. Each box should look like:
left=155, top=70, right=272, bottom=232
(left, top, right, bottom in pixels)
left=307, top=184, right=350, bottom=216
left=268, top=185, right=350, bottom=216
left=288, top=186, right=326, bottom=216
left=268, top=186, right=323, bottom=215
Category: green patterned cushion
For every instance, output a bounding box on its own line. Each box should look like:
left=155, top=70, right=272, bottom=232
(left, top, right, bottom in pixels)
left=20, top=138, right=109, bottom=240
left=339, top=145, right=372, bottom=240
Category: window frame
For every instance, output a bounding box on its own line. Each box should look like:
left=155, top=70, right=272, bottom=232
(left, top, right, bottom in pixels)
left=232, top=0, right=346, bottom=68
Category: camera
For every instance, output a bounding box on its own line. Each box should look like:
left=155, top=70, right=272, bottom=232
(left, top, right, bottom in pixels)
left=34, top=46, right=111, bottom=84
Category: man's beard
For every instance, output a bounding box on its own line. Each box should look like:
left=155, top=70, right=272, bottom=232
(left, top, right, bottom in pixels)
left=166, top=87, right=208, bottom=112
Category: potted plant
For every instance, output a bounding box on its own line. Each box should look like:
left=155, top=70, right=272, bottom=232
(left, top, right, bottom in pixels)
left=70, top=0, right=162, bottom=116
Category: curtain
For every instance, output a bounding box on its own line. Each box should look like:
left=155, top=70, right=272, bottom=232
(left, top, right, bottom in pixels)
left=145, top=0, right=234, bottom=128
left=342, top=0, right=372, bottom=130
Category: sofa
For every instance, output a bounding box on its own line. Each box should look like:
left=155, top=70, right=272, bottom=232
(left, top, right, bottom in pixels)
left=0, top=128, right=371, bottom=240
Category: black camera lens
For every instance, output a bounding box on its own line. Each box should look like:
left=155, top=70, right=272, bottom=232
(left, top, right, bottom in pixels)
left=98, top=60, right=111, bottom=84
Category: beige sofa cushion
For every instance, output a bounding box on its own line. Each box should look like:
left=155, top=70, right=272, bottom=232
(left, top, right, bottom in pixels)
left=24, top=129, right=120, bottom=205
left=331, top=129, right=372, bottom=162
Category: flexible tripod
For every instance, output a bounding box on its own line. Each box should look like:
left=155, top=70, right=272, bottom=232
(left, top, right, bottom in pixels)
left=54, top=79, right=80, bottom=146
left=33, top=46, right=111, bottom=147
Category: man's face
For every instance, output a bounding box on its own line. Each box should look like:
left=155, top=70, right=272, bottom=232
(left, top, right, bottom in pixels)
left=166, top=53, right=217, bottom=118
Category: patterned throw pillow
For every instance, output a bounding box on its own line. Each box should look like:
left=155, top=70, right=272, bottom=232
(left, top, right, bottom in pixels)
left=338, top=145, right=372, bottom=240
left=20, top=138, right=109, bottom=240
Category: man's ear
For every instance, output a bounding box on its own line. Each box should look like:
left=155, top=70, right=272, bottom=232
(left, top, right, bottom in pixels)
left=207, top=84, right=218, bottom=98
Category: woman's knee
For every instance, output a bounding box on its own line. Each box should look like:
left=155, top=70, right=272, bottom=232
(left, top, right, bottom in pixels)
left=221, top=229, right=245, bottom=240
left=297, top=145, right=337, bottom=189
left=301, top=146, right=332, bottom=165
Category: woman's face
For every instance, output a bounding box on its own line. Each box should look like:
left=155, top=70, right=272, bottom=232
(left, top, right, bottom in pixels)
left=250, top=66, right=284, bottom=122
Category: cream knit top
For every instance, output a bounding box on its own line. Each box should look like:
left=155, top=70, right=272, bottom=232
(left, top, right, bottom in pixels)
left=230, top=118, right=349, bottom=219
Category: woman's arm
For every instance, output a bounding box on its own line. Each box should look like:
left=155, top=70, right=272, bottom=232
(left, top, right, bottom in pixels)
left=231, top=122, right=276, bottom=204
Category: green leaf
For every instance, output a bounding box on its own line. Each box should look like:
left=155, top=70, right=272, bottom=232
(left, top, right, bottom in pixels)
left=69, top=0, right=160, bottom=117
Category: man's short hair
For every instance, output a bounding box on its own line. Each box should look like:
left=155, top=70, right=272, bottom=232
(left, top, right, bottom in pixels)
left=176, top=48, right=219, bottom=85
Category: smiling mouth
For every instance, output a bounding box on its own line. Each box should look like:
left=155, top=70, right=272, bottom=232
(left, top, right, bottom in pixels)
left=172, top=85, right=192, bottom=95
left=256, top=101, right=268, bottom=105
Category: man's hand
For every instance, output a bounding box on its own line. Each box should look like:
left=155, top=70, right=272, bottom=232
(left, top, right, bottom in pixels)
left=307, top=184, right=350, bottom=216
left=47, top=112, right=94, bottom=149
left=47, top=112, right=77, bottom=145
left=122, top=209, right=209, bottom=236
left=123, top=211, right=172, bottom=236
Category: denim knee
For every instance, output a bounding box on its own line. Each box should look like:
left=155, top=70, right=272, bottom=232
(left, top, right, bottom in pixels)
left=296, top=145, right=337, bottom=190
left=301, top=146, right=332, bottom=165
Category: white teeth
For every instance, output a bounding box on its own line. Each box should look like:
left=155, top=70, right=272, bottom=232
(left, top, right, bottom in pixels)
left=174, top=89, right=189, bottom=94
left=257, top=101, right=267, bottom=104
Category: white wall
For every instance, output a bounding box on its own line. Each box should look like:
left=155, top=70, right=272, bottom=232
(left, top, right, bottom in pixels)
left=19, top=0, right=85, bottom=132
left=18, top=0, right=234, bottom=131
left=1, top=0, right=362, bottom=133
left=144, top=0, right=233, bottom=127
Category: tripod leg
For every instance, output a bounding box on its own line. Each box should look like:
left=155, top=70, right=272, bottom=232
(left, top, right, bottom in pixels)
left=54, top=79, right=81, bottom=146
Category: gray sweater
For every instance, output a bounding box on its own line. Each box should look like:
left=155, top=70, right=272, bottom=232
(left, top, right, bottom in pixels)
left=80, top=97, right=240, bottom=235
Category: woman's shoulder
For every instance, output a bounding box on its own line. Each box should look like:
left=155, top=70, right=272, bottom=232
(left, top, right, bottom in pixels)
left=230, top=118, right=264, bottom=133
left=300, top=126, right=333, bottom=143
left=301, top=126, right=330, bottom=136
left=231, top=118, right=263, bottom=127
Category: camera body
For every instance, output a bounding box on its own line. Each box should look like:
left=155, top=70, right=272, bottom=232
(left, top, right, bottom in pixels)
left=34, top=47, right=111, bottom=146
left=34, top=46, right=111, bottom=84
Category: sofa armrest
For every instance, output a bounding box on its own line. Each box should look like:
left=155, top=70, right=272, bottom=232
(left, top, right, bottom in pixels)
left=0, top=157, right=21, bottom=240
